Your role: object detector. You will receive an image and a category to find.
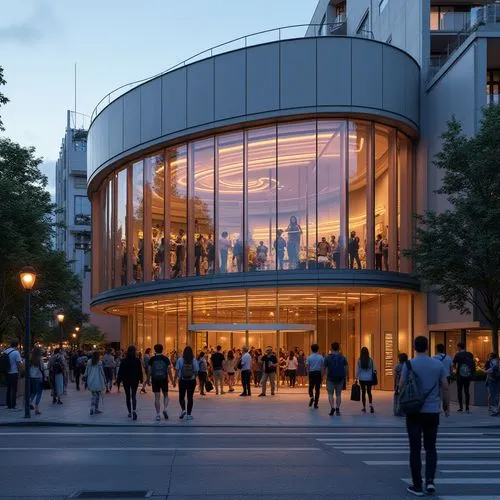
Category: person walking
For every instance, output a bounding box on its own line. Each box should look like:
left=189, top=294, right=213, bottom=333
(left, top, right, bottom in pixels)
left=74, top=350, right=87, bottom=391
left=149, top=344, right=175, bottom=421
left=116, top=346, right=143, bottom=420
left=287, top=351, right=298, bottom=388
left=49, top=348, right=66, bottom=405
left=102, top=348, right=115, bottom=393
left=223, top=350, right=237, bottom=392
left=197, top=351, right=208, bottom=395
left=453, top=342, right=475, bottom=413
left=433, top=344, right=453, bottom=385
left=3, top=340, right=22, bottom=410
left=259, top=347, right=277, bottom=396
left=399, top=336, right=450, bottom=496
left=297, top=350, right=306, bottom=387
left=140, top=348, right=152, bottom=394
left=486, top=353, right=500, bottom=415
left=175, top=346, right=199, bottom=420
left=306, top=344, right=324, bottom=409
left=324, top=342, right=348, bottom=416
left=211, top=345, right=225, bottom=395
left=29, top=347, right=45, bottom=415
left=394, top=353, right=408, bottom=416
left=240, top=345, right=252, bottom=397
left=84, top=351, right=106, bottom=416
left=356, top=347, right=376, bottom=413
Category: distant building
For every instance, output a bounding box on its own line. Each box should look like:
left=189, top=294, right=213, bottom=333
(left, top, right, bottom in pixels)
left=56, top=110, right=119, bottom=343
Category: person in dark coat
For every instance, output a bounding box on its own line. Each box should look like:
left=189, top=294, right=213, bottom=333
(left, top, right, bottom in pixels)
left=116, top=345, right=143, bottom=421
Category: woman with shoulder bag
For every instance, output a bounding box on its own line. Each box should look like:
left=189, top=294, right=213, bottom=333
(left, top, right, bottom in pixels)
left=29, top=348, right=45, bottom=415
left=116, top=345, right=143, bottom=420
left=84, top=351, right=106, bottom=416
left=224, top=350, right=237, bottom=392
left=197, top=351, right=208, bottom=396
left=175, top=346, right=199, bottom=420
left=356, top=347, right=376, bottom=413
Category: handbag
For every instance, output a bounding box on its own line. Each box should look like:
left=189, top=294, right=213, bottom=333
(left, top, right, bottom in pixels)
left=205, top=380, right=214, bottom=392
left=350, top=381, right=361, bottom=402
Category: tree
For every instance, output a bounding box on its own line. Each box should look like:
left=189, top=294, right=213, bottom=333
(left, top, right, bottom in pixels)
left=0, top=137, right=82, bottom=344
left=78, top=325, right=106, bottom=350
left=405, top=106, right=500, bottom=353
left=0, top=66, right=8, bottom=131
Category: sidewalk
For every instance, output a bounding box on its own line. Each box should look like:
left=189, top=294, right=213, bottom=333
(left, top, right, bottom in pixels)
left=1, top=384, right=497, bottom=427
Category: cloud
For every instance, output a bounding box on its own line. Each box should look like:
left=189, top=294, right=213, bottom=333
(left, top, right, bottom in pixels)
left=0, top=3, right=55, bottom=45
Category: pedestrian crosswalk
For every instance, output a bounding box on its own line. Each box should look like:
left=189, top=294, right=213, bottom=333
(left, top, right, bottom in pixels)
left=317, top=432, right=500, bottom=495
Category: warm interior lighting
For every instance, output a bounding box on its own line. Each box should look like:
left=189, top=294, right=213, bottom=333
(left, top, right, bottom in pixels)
left=20, top=267, right=37, bottom=291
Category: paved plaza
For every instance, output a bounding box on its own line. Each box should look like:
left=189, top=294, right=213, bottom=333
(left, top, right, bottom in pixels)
left=1, top=384, right=496, bottom=428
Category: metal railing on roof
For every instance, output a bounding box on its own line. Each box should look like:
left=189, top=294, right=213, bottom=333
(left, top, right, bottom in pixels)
left=90, top=22, right=375, bottom=123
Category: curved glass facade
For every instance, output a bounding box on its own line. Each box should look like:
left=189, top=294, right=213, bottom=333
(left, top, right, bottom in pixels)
left=91, top=119, right=413, bottom=294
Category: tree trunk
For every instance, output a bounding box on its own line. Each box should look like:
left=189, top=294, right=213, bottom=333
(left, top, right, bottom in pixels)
left=492, top=324, right=499, bottom=355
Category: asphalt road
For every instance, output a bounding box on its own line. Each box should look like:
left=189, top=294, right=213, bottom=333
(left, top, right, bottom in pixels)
left=0, top=426, right=498, bottom=499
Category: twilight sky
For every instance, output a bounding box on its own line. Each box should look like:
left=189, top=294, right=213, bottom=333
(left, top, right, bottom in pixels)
left=1, top=0, right=318, bottom=195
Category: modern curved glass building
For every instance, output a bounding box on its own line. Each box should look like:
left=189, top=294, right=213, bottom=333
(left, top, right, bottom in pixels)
left=86, top=18, right=427, bottom=390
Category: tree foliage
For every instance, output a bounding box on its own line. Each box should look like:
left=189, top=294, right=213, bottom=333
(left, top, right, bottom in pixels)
left=0, top=66, right=8, bottom=131
left=405, top=106, right=500, bottom=352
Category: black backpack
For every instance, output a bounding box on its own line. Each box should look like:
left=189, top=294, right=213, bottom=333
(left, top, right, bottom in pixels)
left=399, top=361, right=437, bottom=414
left=151, top=357, right=168, bottom=381
left=0, top=349, right=13, bottom=375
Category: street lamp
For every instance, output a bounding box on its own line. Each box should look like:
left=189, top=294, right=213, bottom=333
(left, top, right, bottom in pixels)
left=19, top=266, right=36, bottom=419
left=56, top=312, right=64, bottom=348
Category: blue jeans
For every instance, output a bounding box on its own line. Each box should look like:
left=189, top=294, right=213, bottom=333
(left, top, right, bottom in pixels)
left=220, top=250, right=228, bottom=273
left=30, top=378, right=43, bottom=406
left=104, top=367, right=114, bottom=390
left=488, top=380, right=500, bottom=408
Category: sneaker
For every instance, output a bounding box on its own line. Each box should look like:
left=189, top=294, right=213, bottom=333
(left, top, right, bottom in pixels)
left=30, top=404, right=35, bottom=410
left=90, top=408, right=94, bottom=415
left=94, top=409, right=102, bottom=415
left=406, top=485, right=424, bottom=497
left=336, top=408, right=341, bottom=416
left=240, top=393, right=247, bottom=397
left=466, top=409, right=470, bottom=414
left=258, top=393, right=266, bottom=397
left=163, top=410, right=169, bottom=420
left=156, top=415, right=161, bottom=422
left=128, top=413, right=132, bottom=418
left=133, top=412, right=137, bottom=421
left=309, top=397, right=314, bottom=407
left=370, top=406, right=375, bottom=414
left=457, top=408, right=463, bottom=412
left=35, top=409, right=41, bottom=415
left=361, top=407, right=366, bottom=413
left=57, top=400, right=63, bottom=405
left=329, top=408, right=335, bottom=416
left=186, top=414, right=193, bottom=421
left=106, top=389, right=110, bottom=394
left=425, top=481, right=436, bottom=495
left=314, top=403, right=319, bottom=409
left=179, top=410, right=187, bottom=419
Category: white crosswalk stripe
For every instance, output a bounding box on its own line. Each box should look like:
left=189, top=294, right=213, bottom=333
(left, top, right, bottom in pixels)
left=317, top=432, right=500, bottom=495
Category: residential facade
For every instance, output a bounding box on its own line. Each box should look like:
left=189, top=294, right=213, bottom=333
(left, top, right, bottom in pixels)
left=86, top=0, right=498, bottom=389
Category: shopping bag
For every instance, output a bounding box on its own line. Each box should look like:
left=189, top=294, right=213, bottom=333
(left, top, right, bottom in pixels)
left=350, top=381, right=361, bottom=402
left=205, top=380, right=214, bottom=393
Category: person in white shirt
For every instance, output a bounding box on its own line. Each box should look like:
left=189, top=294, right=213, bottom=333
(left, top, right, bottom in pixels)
left=433, top=344, right=453, bottom=384
left=287, top=351, right=298, bottom=388
left=306, top=344, right=324, bottom=409
left=218, top=232, right=232, bottom=273
left=4, top=340, right=22, bottom=409
left=240, top=345, right=253, bottom=396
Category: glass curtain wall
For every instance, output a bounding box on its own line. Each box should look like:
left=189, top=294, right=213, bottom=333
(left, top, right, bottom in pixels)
left=98, top=119, right=413, bottom=291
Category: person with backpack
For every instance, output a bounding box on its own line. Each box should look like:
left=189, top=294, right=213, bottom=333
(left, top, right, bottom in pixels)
left=148, top=344, right=175, bottom=421
left=102, top=348, right=115, bottom=393
left=324, top=342, right=348, bottom=416
left=116, top=345, right=143, bottom=420
left=211, top=345, right=225, bottom=395
left=197, top=351, right=208, bottom=396
left=1, top=340, right=23, bottom=409
left=399, top=336, right=449, bottom=497
left=453, top=342, right=475, bottom=413
left=486, top=353, right=500, bottom=415
left=433, top=344, right=452, bottom=384
left=49, top=348, right=66, bottom=405
left=140, top=347, right=152, bottom=394
left=84, top=351, right=106, bottom=416
left=393, top=353, right=408, bottom=417
left=356, top=347, right=376, bottom=413
left=175, top=346, right=199, bottom=420
left=74, top=350, right=87, bottom=391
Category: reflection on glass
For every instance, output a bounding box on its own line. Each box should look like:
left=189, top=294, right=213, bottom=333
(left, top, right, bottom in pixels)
left=132, top=161, right=144, bottom=283
left=375, top=126, right=390, bottom=271
left=317, top=121, right=346, bottom=269
left=217, top=133, right=243, bottom=273
left=168, top=146, right=187, bottom=278
left=145, top=154, right=165, bottom=281
left=397, top=133, right=411, bottom=272
left=247, top=127, right=276, bottom=271
left=101, top=181, right=109, bottom=291
left=277, top=122, right=316, bottom=270
left=191, top=138, right=214, bottom=276
left=116, top=168, right=128, bottom=286
left=348, top=121, right=369, bottom=269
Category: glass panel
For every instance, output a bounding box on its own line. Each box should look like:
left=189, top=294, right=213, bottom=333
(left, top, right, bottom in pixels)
left=145, top=154, right=165, bottom=281
left=217, top=132, right=243, bottom=273
left=168, top=145, right=187, bottom=279
left=101, top=181, right=109, bottom=292
left=107, top=178, right=114, bottom=290
left=215, top=290, right=246, bottom=324
left=247, top=126, right=277, bottom=271
left=317, top=120, right=346, bottom=269
left=116, top=168, right=128, bottom=286
left=375, top=126, right=390, bottom=271
left=430, top=6, right=439, bottom=30
left=398, top=294, right=412, bottom=356
left=132, top=161, right=144, bottom=283
left=277, top=122, right=316, bottom=270
left=192, top=138, right=214, bottom=276
left=348, top=121, right=369, bottom=269
left=398, top=133, right=412, bottom=273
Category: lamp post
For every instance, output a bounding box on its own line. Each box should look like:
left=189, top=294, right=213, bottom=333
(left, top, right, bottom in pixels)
left=72, top=333, right=77, bottom=349
left=20, top=266, right=36, bottom=419
left=56, top=312, right=64, bottom=348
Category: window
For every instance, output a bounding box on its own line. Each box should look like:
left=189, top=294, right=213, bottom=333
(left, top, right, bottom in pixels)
left=430, top=5, right=471, bottom=31
left=74, top=178, right=87, bottom=190
left=357, top=10, right=370, bottom=36
left=74, top=195, right=91, bottom=225
left=379, top=0, right=389, bottom=13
